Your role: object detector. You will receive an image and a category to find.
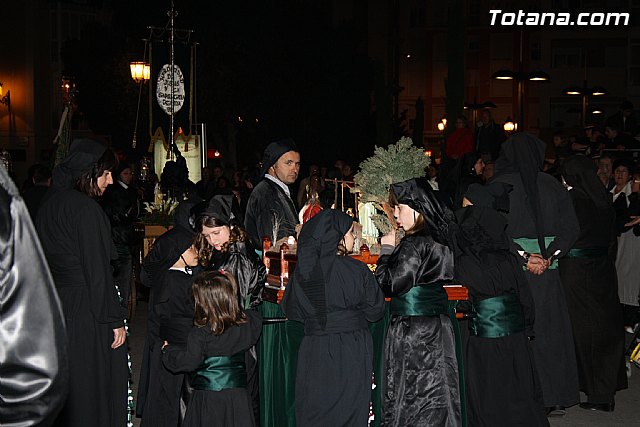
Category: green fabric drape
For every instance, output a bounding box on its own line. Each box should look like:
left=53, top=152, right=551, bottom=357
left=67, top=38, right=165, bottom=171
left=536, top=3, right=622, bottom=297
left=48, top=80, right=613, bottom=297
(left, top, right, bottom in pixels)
left=191, top=352, right=247, bottom=391
left=513, top=236, right=558, bottom=269
left=368, top=302, right=391, bottom=427
left=257, top=301, right=304, bottom=427
left=470, top=294, right=525, bottom=338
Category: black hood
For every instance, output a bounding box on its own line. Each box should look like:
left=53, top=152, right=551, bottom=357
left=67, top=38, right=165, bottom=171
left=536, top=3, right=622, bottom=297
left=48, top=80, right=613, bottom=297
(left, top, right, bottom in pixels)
left=52, top=138, right=107, bottom=190
left=390, top=177, right=455, bottom=247
left=561, top=154, right=611, bottom=210
left=142, top=226, right=194, bottom=288
left=291, top=208, right=353, bottom=330
left=494, top=132, right=548, bottom=256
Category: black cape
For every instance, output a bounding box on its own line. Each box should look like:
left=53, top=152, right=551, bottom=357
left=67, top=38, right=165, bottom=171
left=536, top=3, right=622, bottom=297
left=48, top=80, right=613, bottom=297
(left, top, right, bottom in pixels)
left=493, top=133, right=580, bottom=408
left=36, top=139, right=129, bottom=427
left=281, top=209, right=385, bottom=427
left=0, top=165, right=68, bottom=425
left=558, top=155, right=627, bottom=404
left=450, top=204, right=548, bottom=426
left=244, top=178, right=299, bottom=247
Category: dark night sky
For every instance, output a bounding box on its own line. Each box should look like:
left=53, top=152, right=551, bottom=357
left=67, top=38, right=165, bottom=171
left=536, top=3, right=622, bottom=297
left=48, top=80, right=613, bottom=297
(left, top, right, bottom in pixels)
left=65, top=0, right=374, bottom=170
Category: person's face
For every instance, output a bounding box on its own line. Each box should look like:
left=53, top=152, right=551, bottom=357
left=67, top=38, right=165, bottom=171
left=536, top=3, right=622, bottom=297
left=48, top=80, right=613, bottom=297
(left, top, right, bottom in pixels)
left=605, top=127, right=617, bottom=139
left=474, top=158, right=485, bottom=175
left=614, top=166, right=630, bottom=187
left=202, top=167, right=211, bottom=180
left=456, top=119, right=465, bottom=128
left=309, top=165, right=319, bottom=176
left=270, top=151, right=301, bottom=184
left=342, top=224, right=355, bottom=253
left=623, top=109, right=633, bottom=118
left=212, top=167, right=223, bottom=179
left=181, top=246, right=198, bottom=266
left=342, top=165, right=352, bottom=177
left=598, top=159, right=612, bottom=177
left=201, top=225, right=231, bottom=251
left=481, top=110, right=491, bottom=125
left=119, top=167, right=133, bottom=185
left=553, top=135, right=563, bottom=147
left=394, top=203, right=417, bottom=230
left=427, top=165, right=437, bottom=179
left=482, top=163, right=495, bottom=181
left=97, top=170, right=113, bottom=195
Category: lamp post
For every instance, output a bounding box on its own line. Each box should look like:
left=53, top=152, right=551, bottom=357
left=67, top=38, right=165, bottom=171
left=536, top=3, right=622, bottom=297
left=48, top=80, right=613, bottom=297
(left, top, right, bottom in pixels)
left=561, top=53, right=606, bottom=127
left=491, top=30, right=550, bottom=131
left=130, top=56, right=151, bottom=149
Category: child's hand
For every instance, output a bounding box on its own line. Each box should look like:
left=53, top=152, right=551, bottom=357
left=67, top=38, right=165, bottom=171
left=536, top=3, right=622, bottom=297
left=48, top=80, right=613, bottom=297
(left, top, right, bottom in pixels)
left=162, top=340, right=169, bottom=350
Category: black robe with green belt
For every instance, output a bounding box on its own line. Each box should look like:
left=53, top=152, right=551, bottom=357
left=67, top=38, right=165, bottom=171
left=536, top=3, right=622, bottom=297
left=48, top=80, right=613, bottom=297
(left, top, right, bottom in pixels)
left=451, top=205, right=548, bottom=427
left=492, top=171, right=580, bottom=408
left=375, top=230, right=462, bottom=427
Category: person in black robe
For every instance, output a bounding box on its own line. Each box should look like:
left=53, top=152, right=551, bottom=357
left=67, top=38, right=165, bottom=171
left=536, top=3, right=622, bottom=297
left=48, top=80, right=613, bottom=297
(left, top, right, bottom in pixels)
left=36, top=138, right=128, bottom=427
left=375, top=177, right=462, bottom=427
left=280, top=209, right=385, bottom=427
left=558, top=155, right=627, bottom=411
left=244, top=139, right=300, bottom=247
left=192, top=195, right=267, bottom=421
left=163, top=271, right=263, bottom=427
left=491, top=132, right=580, bottom=415
left=0, top=163, right=68, bottom=425
left=452, top=182, right=548, bottom=426
left=22, top=163, right=51, bottom=220
left=137, top=196, right=202, bottom=427
left=101, top=161, right=140, bottom=309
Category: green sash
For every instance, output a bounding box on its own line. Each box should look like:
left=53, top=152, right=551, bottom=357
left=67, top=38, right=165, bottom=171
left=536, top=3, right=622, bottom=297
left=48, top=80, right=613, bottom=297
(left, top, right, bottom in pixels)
left=470, top=294, right=525, bottom=338
left=567, top=247, right=608, bottom=259
left=513, top=236, right=558, bottom=269
left=390, top=284, right=448, bottom=316
left=191, top=352, right=247, bottom=391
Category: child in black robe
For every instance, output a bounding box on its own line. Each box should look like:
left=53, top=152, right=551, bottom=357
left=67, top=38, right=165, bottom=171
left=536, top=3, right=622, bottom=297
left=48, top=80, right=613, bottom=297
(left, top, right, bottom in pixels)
left=280, top=209, right=385, bottom=427
left=162, top=270, right=263, bottom=427
left=451, top=182, right=548, bottom=426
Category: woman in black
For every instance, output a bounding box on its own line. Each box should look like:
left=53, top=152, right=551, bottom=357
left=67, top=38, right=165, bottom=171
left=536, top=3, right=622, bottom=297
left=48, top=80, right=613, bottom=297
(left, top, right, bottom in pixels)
left=281, top=209, right=385, bottom=426
left=37, top=138, right=128, bottom=427
left=559, top=155, right=627, bottom=411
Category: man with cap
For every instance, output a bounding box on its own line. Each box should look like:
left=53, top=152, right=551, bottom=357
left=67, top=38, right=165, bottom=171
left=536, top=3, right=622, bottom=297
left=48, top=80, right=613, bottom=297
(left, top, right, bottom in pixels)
left=245, top=138, right=301, bottom=247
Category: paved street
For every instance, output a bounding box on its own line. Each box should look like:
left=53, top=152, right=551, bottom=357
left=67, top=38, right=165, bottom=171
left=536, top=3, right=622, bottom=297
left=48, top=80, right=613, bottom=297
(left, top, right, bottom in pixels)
left=128, top=301, right=640, bottom=426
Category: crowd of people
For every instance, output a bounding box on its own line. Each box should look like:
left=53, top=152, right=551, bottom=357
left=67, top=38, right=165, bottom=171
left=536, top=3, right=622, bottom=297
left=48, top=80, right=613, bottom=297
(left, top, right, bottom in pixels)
left=2, top=100, right=640, bottom=426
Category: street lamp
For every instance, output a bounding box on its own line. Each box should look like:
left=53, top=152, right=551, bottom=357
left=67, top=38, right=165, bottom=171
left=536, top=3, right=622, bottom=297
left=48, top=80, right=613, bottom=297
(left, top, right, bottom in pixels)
left=562, top=84, right=607, bottom=127
left=503, top=117, right=517, bottom=134
left=491, top=30, right=551, bottom=131
left=130, top=59, right=151, bottom=148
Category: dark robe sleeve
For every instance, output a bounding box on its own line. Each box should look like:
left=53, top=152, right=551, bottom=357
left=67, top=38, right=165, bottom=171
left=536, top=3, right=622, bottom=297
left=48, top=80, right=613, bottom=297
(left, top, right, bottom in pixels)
left=162, top=311, right=263, bottom=373
left=75, top=203, right=126, bottom=328
left=512, top=258, right=536, bottom=337
left=0, top=182, right=69, bottom=424
left=375, top=236, right=452, bottom=297
left=162, top=326, right=206, bottom=373
left=546, top=185, right=580, bottom=259
left=361, top=263, right=385, bottom=322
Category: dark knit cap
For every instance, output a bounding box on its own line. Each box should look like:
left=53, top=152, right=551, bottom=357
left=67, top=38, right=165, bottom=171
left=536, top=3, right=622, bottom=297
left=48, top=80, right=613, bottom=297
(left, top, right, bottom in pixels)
left=259, top=138, right=298, bottom=176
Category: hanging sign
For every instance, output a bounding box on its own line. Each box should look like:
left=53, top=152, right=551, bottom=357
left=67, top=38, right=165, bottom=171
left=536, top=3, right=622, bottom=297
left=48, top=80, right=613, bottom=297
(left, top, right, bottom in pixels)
left=156, top=64, right=185, bottom=115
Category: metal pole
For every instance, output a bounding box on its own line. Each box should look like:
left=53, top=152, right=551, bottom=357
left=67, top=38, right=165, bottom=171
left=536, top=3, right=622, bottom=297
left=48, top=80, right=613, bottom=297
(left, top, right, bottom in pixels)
left=169, top=1, right=176, bottom=159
